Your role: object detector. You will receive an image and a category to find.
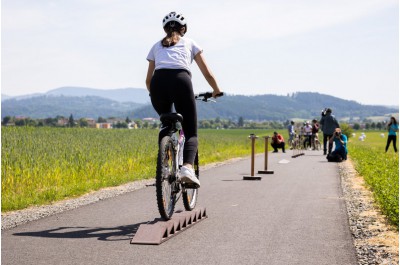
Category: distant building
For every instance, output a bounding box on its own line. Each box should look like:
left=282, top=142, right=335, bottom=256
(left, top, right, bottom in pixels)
left=96, top=123, right=112, bottom=129
left=57, top=118, right=69, bottom=126
left=128, top=122, right=137, bottom=129
left=142, top=117, right=157, bottom=123
left=85, top=118, right=96, bottom=128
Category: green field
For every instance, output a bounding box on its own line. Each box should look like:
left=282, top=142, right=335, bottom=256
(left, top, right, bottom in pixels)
left=3, top=127, right=398, bottom=229
left=347, top=131, right=399, bottom=228
left=1, top=127, right=276, bottom=211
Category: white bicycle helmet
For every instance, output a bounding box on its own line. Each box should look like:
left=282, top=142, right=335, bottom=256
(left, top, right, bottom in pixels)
left=162, top=12, right=187, bottom=33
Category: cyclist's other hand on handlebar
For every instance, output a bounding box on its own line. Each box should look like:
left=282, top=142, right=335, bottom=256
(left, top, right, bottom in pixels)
left=212, top=90, right=223, bottom=98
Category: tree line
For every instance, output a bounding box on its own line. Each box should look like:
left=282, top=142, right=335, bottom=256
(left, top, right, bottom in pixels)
left=1, top=115, right=389, bottom=131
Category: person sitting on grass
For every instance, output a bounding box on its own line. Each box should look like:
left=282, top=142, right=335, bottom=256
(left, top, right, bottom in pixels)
left=271, top=132, right=285, bottom=153
left=327, top=128, right=347, bottom=162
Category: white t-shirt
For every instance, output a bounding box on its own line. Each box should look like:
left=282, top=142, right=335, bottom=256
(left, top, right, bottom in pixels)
left=146, top=37, right=203, bottom=73
left=304, top=124, right=312, bottom=135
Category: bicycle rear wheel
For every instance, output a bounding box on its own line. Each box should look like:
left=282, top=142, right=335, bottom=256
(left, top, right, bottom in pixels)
left=316, top=142, right=322, bottom=151
left=156, top=136, right=178, bottom=220
left=182, top=152, right=199, bottom=211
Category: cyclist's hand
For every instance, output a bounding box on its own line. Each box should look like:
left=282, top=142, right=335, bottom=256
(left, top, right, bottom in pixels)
left=212, top=90, right=223, bottom=98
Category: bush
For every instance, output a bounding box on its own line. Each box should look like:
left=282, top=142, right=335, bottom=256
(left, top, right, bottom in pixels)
left=340, top=123, right=353, bottom=138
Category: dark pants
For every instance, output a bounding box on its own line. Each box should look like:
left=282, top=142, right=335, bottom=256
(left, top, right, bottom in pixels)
left=327, top=151, right=344, bottom=162
left=271, top=142, right=285, bottom=152
left=304, top=135, right=312, bottom=149
left=327, top=146, right=347, bottom=162
left=150, top=69, right=198, bottom=165
left=323, top=134, right=333, bottom=154
left=385, top=135, right=397, bottom=152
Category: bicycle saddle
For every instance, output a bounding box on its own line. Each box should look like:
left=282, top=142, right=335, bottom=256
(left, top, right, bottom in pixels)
left=160, top=113, right=183, bottom=124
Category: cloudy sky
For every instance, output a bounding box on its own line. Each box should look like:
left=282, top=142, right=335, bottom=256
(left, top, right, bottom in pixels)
left=2, top=0, right=399, bottom=106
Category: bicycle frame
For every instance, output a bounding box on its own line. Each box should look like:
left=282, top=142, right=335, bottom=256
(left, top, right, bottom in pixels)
left=155, top=92, right=222, bottom=220
left=156, top=112, right=199, bottom=220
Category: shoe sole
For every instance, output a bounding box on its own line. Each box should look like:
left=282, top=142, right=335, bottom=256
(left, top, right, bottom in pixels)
left=180, top=176, right=200, bottom=188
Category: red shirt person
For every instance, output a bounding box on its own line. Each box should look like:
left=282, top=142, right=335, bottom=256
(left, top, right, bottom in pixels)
left=271, top=132, right=285, bottom=153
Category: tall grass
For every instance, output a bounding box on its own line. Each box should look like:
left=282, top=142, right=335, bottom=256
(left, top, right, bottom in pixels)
left=2, top=127, right=272, bottom=211
left=348, top=131, right=399, bottom=228
left=2, top=127, right=158, bottom=211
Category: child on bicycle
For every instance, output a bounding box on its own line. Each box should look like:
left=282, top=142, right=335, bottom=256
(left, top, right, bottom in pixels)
left=146, top=12, right=222, bottom=188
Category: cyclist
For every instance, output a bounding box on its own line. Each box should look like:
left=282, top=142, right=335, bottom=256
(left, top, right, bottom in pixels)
left=287, top=121, right=295, bottom=149
left=146, top=11, right=223, bottom=188
left=311, top=119, right=320, bottom=150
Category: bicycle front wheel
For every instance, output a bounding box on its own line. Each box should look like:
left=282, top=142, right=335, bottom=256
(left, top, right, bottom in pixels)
left=156, top=136, right=177, bottom=220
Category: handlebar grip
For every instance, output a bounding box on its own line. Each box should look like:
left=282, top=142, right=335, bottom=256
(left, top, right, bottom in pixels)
left=198, top=92, right=212, bottom=98
left=198, top=92, right=224, bottom=98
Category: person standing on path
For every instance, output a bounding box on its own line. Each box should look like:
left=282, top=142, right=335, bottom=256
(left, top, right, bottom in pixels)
left=287, top=121, right=295, bottom=149
left=145, top=11, right=223, bottom=187
left=385, top=116, right=399, bottom=152
left=303, top=121, right=312, bottom=149
left=320, top=108, right=340, bottom=155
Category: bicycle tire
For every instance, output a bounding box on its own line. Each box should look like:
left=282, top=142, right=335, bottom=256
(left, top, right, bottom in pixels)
left=182, top=152, right=199, bottom=211
left=156, top=136, right=177, bottom=220
left=316, top=142, right=322, bottom=151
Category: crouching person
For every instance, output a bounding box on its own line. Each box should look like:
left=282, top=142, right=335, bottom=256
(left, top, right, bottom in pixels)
left=327, top=128, right=347, bottom=162
left=271, top=132, right=285, bottom=153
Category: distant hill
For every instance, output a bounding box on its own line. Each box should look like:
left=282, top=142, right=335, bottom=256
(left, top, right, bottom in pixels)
left=2, top=95, right=143, bottom=119
left=46, top=87, right=150, bottom=104
left=131, top=92, right=398, bottom=121
left=2, top=87, right=150, bottom=104
left=1, top=89, right=397, bottom=121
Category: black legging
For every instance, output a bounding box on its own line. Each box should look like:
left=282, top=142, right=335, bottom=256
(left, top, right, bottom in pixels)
left=323, top=134, right=333, bottom=154
left=304, top=135, right=312, bottom=149
left=385, top=135, right=397, bottom=152
left=150, top=69, right=198, bottom=165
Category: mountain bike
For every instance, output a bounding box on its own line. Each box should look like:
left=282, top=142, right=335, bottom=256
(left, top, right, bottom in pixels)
left=156, top=92, right=223, bottom=220
left=312, top=133, right=322, bottom=150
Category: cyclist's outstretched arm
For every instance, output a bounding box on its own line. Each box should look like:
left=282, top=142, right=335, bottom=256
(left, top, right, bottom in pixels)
left=145, top=60, right=156, bottom=93
left=194, top=52, right=222, bottom=98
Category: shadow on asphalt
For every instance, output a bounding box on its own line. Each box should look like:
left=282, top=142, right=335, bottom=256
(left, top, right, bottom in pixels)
left=12, top=219, right=163, bottom=242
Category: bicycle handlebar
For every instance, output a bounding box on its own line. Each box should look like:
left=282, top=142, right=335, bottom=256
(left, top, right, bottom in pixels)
left=195, top=92, right=224, bottom=102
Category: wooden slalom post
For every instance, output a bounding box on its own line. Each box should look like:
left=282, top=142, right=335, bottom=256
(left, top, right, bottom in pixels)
left=258, top=136, right=274, bottom=174
left=243, top=134, right=261, bottom=180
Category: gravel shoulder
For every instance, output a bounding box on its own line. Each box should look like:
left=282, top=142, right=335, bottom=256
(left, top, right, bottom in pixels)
left=2, top=156, right=398, bottom=265
left=339, top=159, right=399, bottom=265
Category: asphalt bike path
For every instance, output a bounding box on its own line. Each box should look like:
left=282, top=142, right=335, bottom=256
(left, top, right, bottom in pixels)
left=2, top=151, right=357, bottom=265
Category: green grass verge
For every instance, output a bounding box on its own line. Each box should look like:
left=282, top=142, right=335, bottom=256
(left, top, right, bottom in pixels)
left=347, top=131, right=399, bottom=228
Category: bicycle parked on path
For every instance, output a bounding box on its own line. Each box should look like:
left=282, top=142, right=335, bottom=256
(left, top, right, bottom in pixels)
left=312, top=133, right=322, bottom=151
left=156, top=92, right=223, bottom=220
